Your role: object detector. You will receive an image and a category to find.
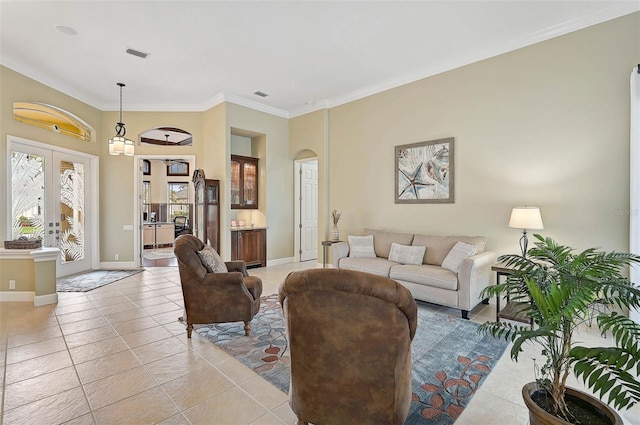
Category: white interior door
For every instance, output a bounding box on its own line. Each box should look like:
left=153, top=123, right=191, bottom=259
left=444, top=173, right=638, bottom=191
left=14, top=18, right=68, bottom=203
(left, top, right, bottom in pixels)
left=300, top=160, right=318, bottom=261
left=9, top=138, right=95, bottom=277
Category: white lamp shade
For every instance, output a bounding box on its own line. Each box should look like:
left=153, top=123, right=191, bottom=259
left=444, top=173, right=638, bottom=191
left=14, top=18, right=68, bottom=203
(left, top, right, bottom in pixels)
left=508, top=206, right=544, bottom=230
left=109, top=136, right=126, bottom=155
left=123, top=139, right=135, bottom=156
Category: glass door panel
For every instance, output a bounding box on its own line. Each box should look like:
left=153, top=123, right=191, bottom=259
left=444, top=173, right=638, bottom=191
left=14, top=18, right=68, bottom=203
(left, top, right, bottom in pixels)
left=10, top=151, right=46, bottom=242
left=52, top=151, right=91, bottom=275
left=9, top=141, right=93, bottom=277
left=58, top=159, right=85, bottom=263
left=230, top=160, right=240, bottom=205
left=243, top=162, right=256, bottom=207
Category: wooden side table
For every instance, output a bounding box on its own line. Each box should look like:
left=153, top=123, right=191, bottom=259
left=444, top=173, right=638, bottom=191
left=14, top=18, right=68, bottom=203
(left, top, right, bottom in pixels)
left=492, top=264, right=531, bottom=324
left=321, top=240, right=341, bottom=268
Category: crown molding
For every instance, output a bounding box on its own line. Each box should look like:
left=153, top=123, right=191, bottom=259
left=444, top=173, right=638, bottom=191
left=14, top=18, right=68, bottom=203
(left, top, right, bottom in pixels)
left=217, top=92, right=290, bottom=118
left=3, top=3, right=638, bottom=119
left=289, top=99, right=330, bottom=119
left=326, top=2, right=640, bottom=110
left=1, top=58, right=102, bottom=110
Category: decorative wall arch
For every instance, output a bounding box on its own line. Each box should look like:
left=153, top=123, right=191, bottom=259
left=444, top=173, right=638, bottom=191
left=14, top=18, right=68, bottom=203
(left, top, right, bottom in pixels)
left=139, top=127, right=193, bottom=146
left=13, top=102, right=94, bottom=141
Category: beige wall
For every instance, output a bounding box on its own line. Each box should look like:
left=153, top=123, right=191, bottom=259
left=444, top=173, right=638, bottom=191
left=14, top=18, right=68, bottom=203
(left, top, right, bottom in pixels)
left=0, top=66, right=103, bottom=243
left=0, top=259, right=35, bottom=291
left=325, top=12, right=639, bottom=256
left=2, top=11, right=639, bottom=270
left=99, top=111, right=201, bottom=262
left=289, top=109, right=329, bottom=252
left=1, top=67, right=291, bottom=264
left=225, top=103, right=292, bottom=260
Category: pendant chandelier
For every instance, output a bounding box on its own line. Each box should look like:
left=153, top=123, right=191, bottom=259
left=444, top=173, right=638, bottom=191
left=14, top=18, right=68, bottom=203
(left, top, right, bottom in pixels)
left=108, top=82, right=134, bottom=156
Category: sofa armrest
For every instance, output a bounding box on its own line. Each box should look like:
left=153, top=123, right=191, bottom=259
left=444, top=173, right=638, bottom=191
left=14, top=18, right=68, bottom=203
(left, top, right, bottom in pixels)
left=330, top=241, right=350, bottom=268
left=225, top=261, right=249, bottom=277
left=457, top=250, right=497, bottom=311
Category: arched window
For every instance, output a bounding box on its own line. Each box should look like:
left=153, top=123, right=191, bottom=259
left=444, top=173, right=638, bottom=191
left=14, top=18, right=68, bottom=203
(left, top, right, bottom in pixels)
left=140, top=127, right=192, bottom=146
left=13, top=102, right=93, bottom=141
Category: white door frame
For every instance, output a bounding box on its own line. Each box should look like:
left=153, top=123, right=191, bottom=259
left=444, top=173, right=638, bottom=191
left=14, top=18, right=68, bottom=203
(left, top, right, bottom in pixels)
left=7, top=135, right=100, bottom=276
left=294, top=157, right=318, bottom=263
left=133, top=154, right=196, bottom=267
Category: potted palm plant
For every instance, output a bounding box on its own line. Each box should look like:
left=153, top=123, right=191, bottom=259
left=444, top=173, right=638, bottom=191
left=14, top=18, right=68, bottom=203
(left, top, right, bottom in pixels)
left=479, top=235, right=640, bottom=425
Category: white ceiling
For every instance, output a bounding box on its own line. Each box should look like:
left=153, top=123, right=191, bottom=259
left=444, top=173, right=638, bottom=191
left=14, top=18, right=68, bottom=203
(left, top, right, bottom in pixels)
left=1, top=1, right=638, bottom=118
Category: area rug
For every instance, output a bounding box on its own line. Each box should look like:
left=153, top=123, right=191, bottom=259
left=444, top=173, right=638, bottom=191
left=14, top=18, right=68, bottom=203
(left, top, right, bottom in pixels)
left=56, top=269, right=143, bottom=292
left=195, top=295, right=509, bottom=424
left=142, top=248, right=176, bottom=260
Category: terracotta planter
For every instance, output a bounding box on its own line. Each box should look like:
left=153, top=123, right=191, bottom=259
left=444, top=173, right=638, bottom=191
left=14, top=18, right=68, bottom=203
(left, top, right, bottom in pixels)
left=522, top=382, right=622, bottom=425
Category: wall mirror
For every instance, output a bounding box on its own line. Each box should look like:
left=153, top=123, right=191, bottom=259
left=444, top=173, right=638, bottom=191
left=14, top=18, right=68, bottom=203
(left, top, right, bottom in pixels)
left=140, top=127, right=192, bottom=146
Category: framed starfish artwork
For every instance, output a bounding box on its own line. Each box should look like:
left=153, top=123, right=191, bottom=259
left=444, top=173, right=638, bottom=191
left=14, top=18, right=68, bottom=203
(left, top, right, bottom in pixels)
left=395, top=137, right=454, bottom=204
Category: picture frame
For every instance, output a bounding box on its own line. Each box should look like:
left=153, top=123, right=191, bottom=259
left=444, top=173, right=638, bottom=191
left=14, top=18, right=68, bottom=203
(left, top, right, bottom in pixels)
left=395, top=137, right=454, bottom=204
left=166, top=161, right=189, bottom=176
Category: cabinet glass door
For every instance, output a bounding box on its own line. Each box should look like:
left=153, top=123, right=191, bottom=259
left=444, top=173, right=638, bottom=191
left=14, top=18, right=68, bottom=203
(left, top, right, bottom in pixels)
left=230, top=159, right=240, bottom=205
left=206, top=184, right=218, bottom=204
left=243, top=162, right=257, bottom=207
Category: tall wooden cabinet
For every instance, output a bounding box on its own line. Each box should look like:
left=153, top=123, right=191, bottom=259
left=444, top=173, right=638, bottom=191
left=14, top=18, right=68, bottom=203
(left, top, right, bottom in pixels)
left=230, top=155, right=258, bottom=209
left=192, top=169, right=220, bottom=253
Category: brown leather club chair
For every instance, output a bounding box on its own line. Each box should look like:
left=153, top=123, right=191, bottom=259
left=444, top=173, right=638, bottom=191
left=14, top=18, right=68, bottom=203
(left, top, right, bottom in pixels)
left=174, top=234, right=262, bottom=338
left=279, top=268, right=418, bottom=425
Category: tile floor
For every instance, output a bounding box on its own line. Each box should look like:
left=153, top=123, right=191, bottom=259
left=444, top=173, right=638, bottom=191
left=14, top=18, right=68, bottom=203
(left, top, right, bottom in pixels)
left=1, top=262, right=639, bottom=424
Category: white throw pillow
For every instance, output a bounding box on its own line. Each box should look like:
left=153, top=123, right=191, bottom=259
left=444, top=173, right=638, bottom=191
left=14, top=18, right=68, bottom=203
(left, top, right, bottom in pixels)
left=348, top=235, right=377, bottom=258
left=197, top=245, right=228, bottom=273
left=388, top=243, right=426, bottom=265
left=441, top=241, right=478, bottom=273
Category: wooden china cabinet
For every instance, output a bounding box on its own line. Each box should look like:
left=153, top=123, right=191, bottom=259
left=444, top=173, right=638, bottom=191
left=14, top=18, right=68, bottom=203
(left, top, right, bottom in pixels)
left=192, top=169, right=220, bottom=253
left=230, top=155, right=258, bottom=209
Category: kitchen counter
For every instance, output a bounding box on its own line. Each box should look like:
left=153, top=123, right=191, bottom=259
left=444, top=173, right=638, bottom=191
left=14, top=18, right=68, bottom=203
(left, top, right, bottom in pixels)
left=230, top=226, right=267, bottom=231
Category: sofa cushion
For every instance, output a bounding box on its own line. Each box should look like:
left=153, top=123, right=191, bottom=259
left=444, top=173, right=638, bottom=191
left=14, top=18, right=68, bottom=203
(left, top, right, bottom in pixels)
left=348, top=235, right=376, bottom=258
left=339, top=257, right=398, bottom=278
left=441, top=241, right=478, bottom=272
left=197, top=245, right=228, bottom=273
left=364, top=228, right=414, bottom=258
left=390, top=264, right=458, bottom=291
left=412, top=235, right=487, bottom=266
left=388, top=243, right=426, bottom=265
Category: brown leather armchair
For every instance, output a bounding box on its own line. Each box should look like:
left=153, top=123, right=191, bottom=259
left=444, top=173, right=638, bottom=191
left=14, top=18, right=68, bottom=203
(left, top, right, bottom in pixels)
left=174, top=234, right=262, bottom=338
left=279, top=268, right=418, bottom=425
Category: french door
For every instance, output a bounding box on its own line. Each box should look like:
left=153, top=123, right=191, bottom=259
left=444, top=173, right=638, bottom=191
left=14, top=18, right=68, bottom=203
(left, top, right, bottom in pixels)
left=9, top=138, right=96, bottom=277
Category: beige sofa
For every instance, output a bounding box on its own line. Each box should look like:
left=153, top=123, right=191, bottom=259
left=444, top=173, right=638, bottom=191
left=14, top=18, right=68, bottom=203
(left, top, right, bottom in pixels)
left=331, top=229, right=496, bottom=319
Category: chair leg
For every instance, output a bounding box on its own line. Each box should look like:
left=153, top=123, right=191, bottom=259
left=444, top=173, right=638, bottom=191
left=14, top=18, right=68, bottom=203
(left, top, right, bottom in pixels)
left=244, top=321, right=251, bottom=336
left=186, top=323, right=193, bottom=338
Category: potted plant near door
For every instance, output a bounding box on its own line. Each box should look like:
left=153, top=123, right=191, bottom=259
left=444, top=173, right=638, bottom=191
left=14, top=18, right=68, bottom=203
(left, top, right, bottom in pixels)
left=479, top=235, right=640, bottom=425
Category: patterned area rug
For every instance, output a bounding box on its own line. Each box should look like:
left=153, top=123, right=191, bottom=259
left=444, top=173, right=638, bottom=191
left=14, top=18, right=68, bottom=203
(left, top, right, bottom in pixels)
left=56, top=269, right=143, bottom=292
left=195, top=295, right=508, bottom=424
left=142, top=248, right=176, bottom=260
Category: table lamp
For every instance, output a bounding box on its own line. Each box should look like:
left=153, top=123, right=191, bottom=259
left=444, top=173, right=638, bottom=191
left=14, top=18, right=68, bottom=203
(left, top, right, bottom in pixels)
left=508, top=206, right=544, bottom=256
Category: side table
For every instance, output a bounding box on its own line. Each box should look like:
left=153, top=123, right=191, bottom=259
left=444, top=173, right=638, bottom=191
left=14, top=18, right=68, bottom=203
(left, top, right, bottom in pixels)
left=492, top=264, right=531, bottom=324
left=321, top=240, right=341, bottom=268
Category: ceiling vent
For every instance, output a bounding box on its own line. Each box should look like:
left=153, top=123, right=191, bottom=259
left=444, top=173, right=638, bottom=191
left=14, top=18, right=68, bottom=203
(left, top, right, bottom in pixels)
left=126, top=48, right=149, bottom=59
left=254, top=91, right=269, bottom=98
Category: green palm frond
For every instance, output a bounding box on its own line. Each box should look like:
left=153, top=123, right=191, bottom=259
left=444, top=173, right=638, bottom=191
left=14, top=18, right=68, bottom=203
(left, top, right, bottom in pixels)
left=479, top=234, right=640, bottom=412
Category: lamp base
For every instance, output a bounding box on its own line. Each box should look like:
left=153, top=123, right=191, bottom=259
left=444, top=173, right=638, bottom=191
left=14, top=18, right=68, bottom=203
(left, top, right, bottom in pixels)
left=519, top=230, right=529, bottom=257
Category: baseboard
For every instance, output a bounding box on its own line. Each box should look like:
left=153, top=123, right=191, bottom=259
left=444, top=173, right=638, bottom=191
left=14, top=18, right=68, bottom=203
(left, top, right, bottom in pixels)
left=99, top=261, right=139, bottom=270
left=0, top=291, right=34, bottom=302
left=266, top=257, right=295, bottom=267
left=34, top=293, right=58, bottom=306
